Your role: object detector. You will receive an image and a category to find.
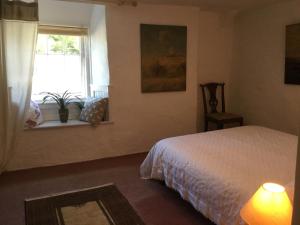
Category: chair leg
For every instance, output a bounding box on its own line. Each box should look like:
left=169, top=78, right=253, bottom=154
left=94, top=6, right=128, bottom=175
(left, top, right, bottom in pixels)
left=204, top=120, right=208, bottom=132
left=217, top=123, right=224, bottom=130
left=240, top=118, right=244, bottom=126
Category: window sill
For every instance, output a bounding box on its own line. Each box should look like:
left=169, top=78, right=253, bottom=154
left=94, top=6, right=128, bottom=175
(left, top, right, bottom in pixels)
left=25, top=120, right=113, bottom=130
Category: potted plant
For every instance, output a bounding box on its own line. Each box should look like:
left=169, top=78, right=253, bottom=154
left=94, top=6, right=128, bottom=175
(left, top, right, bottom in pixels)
left=42, top=90, right=74, bottom=123
left=74, top=98, right=85, bottom=111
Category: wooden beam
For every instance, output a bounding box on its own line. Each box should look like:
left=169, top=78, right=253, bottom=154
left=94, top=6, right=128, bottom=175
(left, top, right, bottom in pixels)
left=58, top=0, right=137, bottom=6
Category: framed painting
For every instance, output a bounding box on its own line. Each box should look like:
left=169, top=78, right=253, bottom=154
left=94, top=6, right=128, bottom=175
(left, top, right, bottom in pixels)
left=140, top=24, right=187, bottom=93
left=285, top=23, right=300, bottom=84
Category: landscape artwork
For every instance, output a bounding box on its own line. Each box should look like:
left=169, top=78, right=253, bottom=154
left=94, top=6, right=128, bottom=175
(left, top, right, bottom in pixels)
left=140, top=24, right=187, bottom=93
left=285, top=23, right=300, bottom=84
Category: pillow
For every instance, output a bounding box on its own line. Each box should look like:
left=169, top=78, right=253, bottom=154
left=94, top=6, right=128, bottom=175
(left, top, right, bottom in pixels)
left=25, top=100, right=43, bottom=128
left=80, top=98, right=108, bottom=125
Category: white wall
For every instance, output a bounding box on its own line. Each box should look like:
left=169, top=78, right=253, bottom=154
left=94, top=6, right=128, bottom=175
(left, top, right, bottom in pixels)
left=39, top=0, right=93, bottom=27
left=231, top=0, right=300, bottom=135
left=197, top=11, right=235, bottom=131
left=8, top=3, right=213, bottom=170
left=90, top=5, right=110, bottom=87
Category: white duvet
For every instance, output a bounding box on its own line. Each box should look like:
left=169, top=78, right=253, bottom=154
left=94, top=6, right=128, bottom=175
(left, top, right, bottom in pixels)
left=140, top=126, right=298, bottom=225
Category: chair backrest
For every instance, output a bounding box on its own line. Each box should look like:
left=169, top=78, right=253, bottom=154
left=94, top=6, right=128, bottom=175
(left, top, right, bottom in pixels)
left=200, top=82, right=225, bottom=114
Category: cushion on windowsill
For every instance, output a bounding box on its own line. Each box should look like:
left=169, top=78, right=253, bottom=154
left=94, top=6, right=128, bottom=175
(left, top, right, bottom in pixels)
left=25, top=100, right=44, bottom=128
left=80, top=97, right=109, bottom=125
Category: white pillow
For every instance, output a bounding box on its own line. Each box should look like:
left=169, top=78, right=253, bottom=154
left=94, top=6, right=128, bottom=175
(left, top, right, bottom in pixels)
left=25, top=100, right=43, bottom=128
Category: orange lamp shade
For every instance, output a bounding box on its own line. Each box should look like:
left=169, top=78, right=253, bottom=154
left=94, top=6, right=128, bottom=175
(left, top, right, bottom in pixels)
left=240, top=183, right=293, bottom=225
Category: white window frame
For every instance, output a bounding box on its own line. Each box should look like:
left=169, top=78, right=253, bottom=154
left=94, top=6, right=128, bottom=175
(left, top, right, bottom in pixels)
left=33, top=25, right=91, bottom=101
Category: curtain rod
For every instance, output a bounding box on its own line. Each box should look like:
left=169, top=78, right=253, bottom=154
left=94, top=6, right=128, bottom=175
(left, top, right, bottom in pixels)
left=59, top=0, right=138, bottom=7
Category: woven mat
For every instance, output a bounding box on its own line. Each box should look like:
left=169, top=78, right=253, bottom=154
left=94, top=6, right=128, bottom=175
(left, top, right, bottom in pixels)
left=25, top=184, right=145, bottom=225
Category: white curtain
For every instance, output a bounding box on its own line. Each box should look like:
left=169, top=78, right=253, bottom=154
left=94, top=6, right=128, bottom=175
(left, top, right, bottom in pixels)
left=0, top=0, right=38, bottom=172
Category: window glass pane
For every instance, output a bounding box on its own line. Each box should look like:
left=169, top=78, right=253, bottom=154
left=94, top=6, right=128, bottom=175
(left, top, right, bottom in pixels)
left=48, top=35, right=63, bottom=55
left=36, top=34, right=47, bottom=54
left=47, top=35, right=80, bottom=55
left=31, top=34, right=85, bottom=101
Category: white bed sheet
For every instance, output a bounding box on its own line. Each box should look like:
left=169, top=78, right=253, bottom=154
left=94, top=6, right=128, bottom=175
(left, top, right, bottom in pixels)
left=140, top=126, right=297, bottom=225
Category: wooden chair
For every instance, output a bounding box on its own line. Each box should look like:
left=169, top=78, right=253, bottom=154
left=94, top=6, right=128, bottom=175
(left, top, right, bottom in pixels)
left=200, top=82, right=243, bottom=131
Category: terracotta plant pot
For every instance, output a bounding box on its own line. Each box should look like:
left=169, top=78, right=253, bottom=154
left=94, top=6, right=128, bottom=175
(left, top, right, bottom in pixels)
left=58, top=108, right=69, bottom=123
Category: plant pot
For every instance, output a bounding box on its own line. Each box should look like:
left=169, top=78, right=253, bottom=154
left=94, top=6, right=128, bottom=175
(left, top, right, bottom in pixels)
left=58, top=108, right=69, bottom=123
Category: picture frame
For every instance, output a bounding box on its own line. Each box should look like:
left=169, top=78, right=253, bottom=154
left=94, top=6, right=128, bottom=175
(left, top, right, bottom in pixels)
left=140, top=24, right=187, bottom=93
left=285, top=23, right=300, bottom=85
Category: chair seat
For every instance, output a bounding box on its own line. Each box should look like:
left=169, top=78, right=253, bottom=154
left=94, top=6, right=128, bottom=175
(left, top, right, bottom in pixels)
left=206, top=112, right=242, bottom=123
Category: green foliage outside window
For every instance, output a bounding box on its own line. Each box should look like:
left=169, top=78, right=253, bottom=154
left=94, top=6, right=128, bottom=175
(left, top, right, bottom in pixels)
left=36, top=34, right=80, bottom=55
left=49, top=35, right=80, bottom=55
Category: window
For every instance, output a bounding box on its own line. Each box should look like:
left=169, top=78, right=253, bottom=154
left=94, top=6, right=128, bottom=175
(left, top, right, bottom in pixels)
left=31, top=25, right=90, bottom=101
left=30, top=25, right=110, bottom=123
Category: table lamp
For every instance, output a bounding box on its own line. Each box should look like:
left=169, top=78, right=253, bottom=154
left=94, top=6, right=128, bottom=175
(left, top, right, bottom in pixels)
left=240, top=183, right=293, bottom=225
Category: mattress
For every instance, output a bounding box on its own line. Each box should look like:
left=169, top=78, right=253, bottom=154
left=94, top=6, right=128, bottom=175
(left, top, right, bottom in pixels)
left=140, top=126, right=297, bottom=225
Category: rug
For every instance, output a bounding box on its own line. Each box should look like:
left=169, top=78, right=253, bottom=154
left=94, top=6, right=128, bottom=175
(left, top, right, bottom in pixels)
left=25, top=184, right=145, bottom=225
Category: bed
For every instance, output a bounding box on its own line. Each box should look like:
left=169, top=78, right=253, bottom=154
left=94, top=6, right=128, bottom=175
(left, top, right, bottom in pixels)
left=140, top=126, right=297, bottom=225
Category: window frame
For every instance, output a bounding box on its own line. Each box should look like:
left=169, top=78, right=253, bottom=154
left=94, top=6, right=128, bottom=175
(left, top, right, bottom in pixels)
left=32, top=24, right=91, bottom=103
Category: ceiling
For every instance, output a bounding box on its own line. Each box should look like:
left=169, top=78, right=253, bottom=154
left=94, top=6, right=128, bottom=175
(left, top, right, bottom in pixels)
left=62, top=0, right=290, bottom=11
left=137, top=0, right=289, bottom=11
